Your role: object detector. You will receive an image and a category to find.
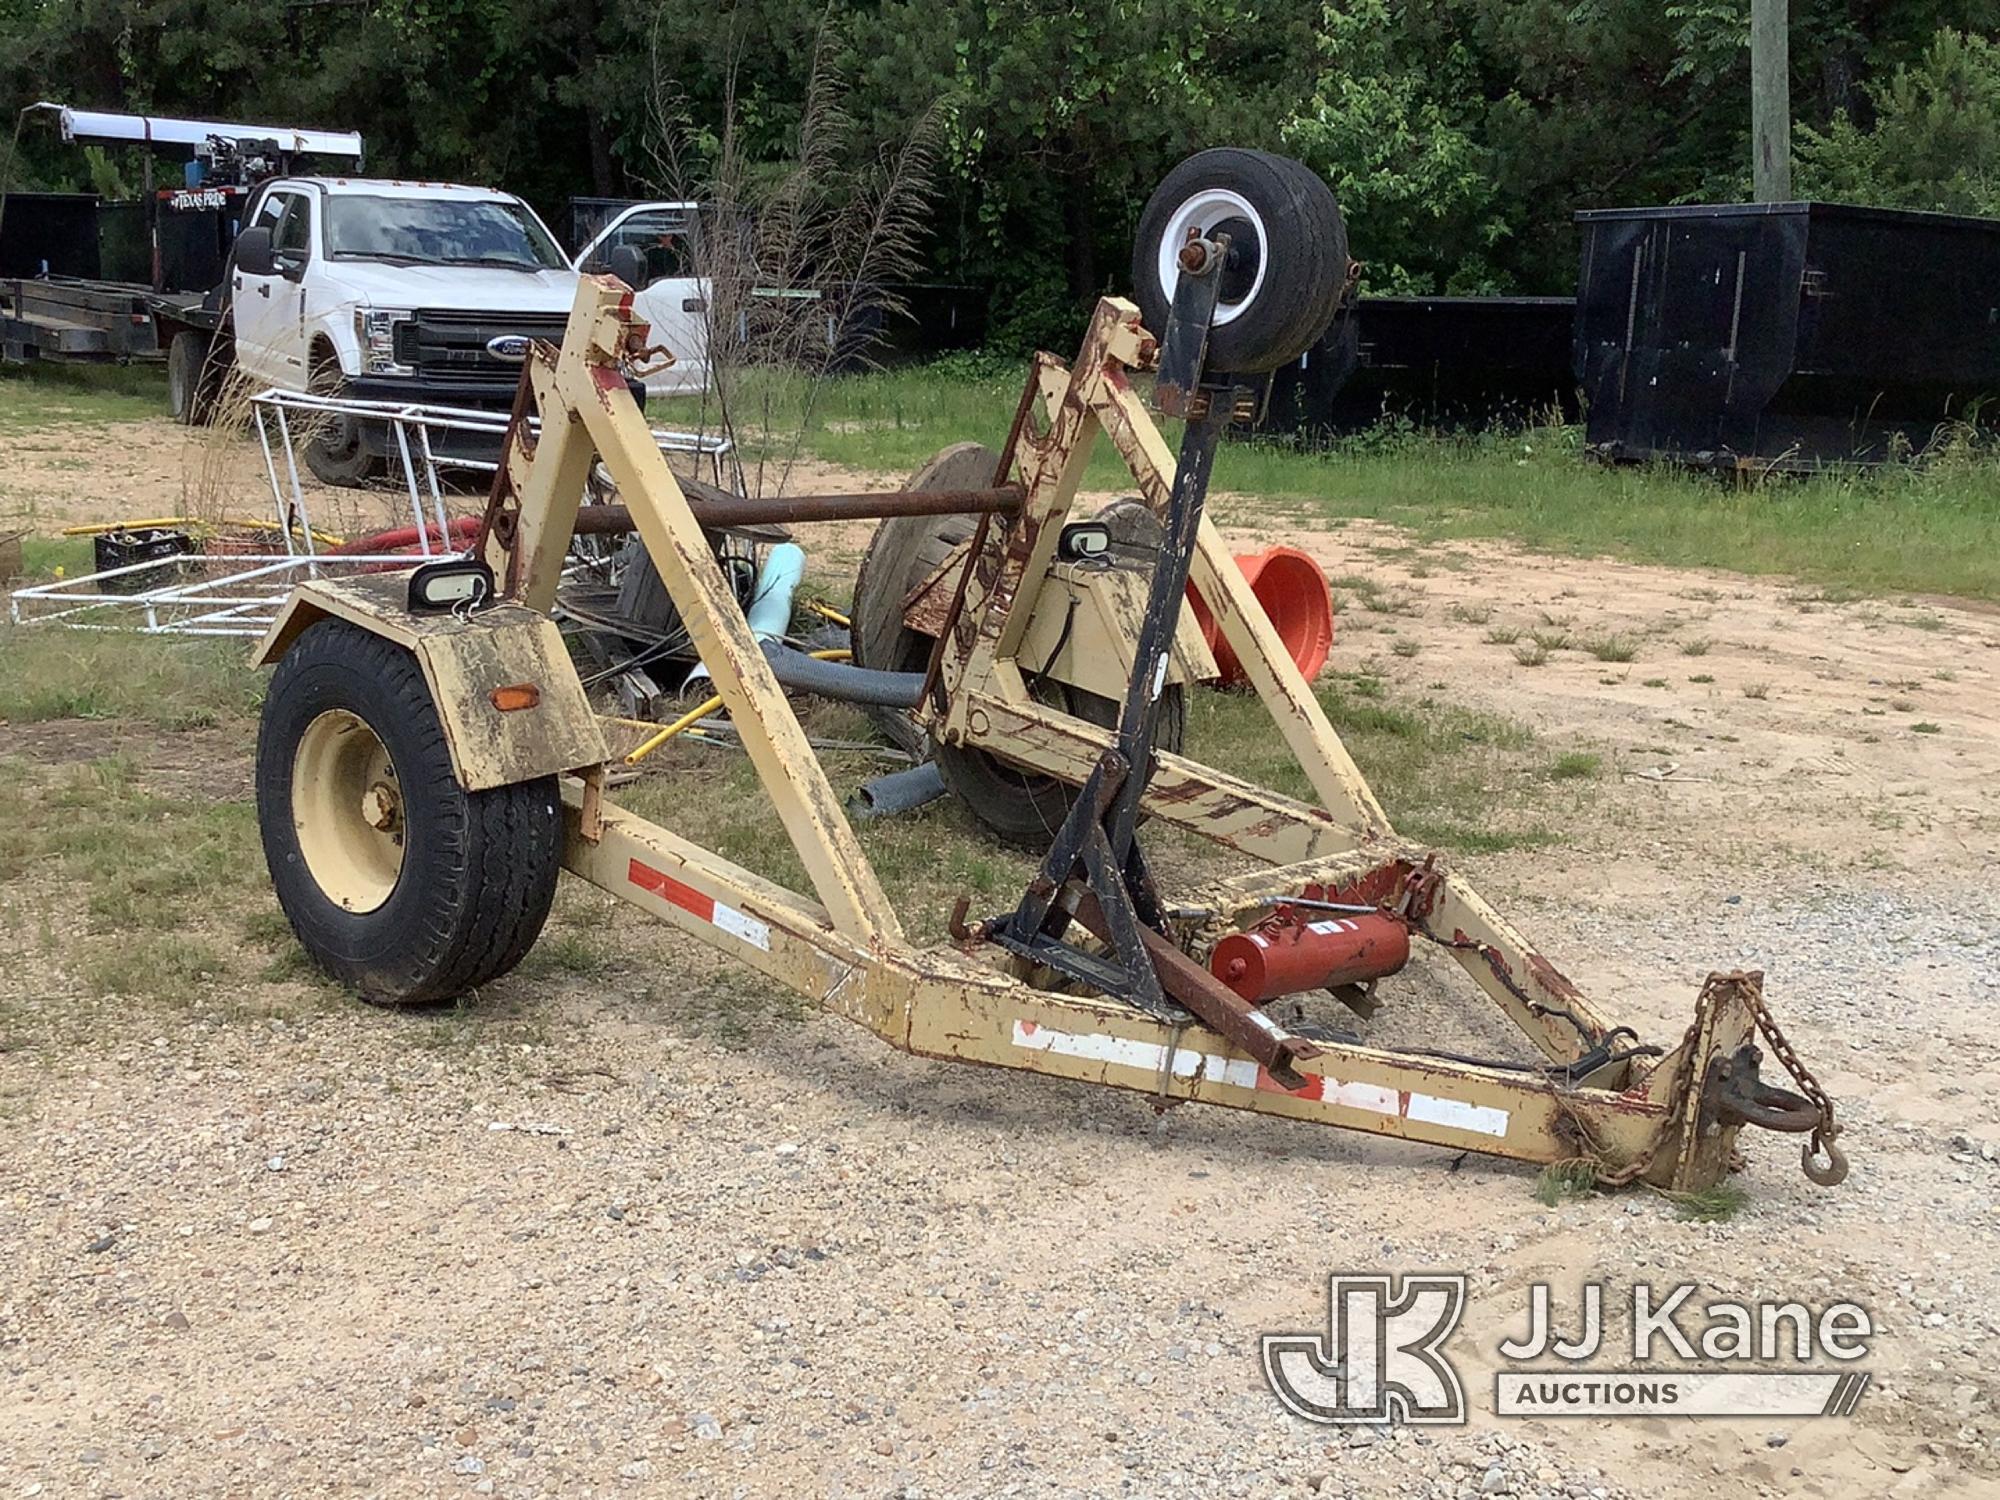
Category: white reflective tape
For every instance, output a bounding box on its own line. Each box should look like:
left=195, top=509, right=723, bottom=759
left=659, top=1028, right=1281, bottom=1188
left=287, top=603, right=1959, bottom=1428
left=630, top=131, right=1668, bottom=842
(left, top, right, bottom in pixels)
left=1324, top=1078, right=1401, bottom=1117
left=1011, top=1021, right=1257, bottom=1088
left=1005, top=1021, right=1510, bottom=1138
left=711, top=902, right=771, bottom=951
left=1012, top=1020, right=1164, bottom=1072
left=1405, top=1091, right=1509, bottom=1138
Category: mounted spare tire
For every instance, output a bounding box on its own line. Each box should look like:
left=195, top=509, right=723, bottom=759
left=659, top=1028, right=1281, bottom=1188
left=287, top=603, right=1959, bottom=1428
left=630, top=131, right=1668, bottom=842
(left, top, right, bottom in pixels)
left=1130, top=148, right=1348, bottom=375
left=256, top=618, right=562, bottom=1004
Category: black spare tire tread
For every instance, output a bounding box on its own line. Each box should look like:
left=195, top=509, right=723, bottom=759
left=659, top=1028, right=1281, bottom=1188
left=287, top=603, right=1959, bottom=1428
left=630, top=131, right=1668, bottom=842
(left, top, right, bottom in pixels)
left=302, top=353, right=385, bottom=487
left=256, top=619, right=563, bottom=1005
left=1131, top=148, right=1348, bottom=375
left=167, top=331, right=214, bottom=426
left=932, top=683, right=1187, bottom=848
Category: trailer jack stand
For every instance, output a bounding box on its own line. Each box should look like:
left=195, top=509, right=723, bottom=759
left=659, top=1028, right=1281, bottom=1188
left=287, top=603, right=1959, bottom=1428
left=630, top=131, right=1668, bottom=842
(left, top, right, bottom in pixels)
left=248, top=150, right=1851, bottom=1201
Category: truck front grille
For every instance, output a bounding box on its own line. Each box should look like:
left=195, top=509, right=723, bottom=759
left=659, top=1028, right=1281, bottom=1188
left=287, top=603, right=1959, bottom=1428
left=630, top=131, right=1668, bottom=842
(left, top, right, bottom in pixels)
left=396, top=308, right=571, bottom=381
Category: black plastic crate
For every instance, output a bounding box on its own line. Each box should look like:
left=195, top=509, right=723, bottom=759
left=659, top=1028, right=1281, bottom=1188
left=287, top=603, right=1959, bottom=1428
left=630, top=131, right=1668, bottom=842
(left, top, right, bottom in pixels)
left=92, top=528, right=197, bottom=593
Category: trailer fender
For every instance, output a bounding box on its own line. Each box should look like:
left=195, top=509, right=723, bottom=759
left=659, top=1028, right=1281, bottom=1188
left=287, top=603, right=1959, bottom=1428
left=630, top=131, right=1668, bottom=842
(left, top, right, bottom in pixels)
left=251, top=572, right=607, bottom=792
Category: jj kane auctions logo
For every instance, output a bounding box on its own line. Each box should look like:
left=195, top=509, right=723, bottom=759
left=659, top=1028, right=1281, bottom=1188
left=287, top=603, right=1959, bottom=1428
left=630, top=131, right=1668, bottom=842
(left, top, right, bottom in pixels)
left=1263, top=1274, right=1874, bottom=1423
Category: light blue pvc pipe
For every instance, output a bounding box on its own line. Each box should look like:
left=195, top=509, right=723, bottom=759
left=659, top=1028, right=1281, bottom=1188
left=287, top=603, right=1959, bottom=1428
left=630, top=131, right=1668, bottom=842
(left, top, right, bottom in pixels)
left=688, top=540, right=808, bottom=690
left=745, top=542, right=806, bottom=642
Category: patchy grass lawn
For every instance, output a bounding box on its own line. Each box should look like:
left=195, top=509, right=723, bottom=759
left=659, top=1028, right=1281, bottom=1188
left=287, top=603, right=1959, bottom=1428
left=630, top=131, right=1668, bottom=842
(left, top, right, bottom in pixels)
left=0, top=629, right=262, bottom=729
left=0, top=625, right=1604, bottom=1058
left=0, top=361, right=165, bottom=431
left=0, top=750, right=292, bottom=1013
left=665, top=360, right=2000, bottom=603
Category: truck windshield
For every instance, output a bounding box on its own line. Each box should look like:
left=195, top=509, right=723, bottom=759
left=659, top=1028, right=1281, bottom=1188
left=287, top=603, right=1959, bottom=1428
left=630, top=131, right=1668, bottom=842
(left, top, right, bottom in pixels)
left=324, top=196, right=566, bottom=270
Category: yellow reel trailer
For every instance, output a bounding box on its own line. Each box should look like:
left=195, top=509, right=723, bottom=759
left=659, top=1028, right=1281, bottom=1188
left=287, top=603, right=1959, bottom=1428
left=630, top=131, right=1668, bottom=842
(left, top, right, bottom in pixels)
left=251, top=151, right=1847, bottom=1196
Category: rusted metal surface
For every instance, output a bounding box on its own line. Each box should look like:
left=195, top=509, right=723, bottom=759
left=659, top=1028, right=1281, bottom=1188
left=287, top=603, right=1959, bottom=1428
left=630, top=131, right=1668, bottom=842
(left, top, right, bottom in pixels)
left=471, top=355, right=539, bottom=587
left=1525, top=952, right=1586, bottom=1006
left=1073, top=896, right=1320, bottom=1088
left=1712, top=1045, right=1821, bottom=1133
left=568, top=484, right=1022, bottom=538
left=265, top=272, right=1844, bottom=1199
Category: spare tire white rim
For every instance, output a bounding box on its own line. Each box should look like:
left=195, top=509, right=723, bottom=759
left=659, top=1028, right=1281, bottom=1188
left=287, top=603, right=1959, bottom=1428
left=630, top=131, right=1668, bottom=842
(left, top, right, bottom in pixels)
left=1154, top=188, right=1268, bottom=327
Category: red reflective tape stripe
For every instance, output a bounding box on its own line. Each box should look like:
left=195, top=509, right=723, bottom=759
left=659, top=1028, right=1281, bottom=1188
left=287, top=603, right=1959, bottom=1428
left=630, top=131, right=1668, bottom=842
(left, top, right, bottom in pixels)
left=628, top=858, right=714, bottom=922
left=1255, top=1066, right=1324, bottom=1100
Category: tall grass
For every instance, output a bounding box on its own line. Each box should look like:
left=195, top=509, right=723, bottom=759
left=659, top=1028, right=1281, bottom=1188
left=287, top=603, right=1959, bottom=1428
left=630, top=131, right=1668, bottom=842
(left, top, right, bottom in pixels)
left=0, top=631, right=262, bottom=729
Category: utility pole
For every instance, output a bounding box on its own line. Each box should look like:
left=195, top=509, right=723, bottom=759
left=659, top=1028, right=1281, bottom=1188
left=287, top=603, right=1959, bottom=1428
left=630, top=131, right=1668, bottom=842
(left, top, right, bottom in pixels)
left=1750, top=0, right=1792, bottom=200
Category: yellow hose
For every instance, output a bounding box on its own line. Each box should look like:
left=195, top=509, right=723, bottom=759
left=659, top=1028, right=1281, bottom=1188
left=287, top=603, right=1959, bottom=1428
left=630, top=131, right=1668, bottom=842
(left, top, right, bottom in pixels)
left=60, top=515, right=345, bottom=547
left=623, top=693, right=723, bottom=765
left=805, top=599, right=852, bottom=628
left=622, top=648, right=853, bottom=767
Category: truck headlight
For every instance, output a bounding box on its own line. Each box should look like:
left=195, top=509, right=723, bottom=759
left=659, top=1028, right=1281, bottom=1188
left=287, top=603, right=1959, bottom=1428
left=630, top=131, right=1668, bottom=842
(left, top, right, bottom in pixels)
left=356, top=309, right=414, bottom=375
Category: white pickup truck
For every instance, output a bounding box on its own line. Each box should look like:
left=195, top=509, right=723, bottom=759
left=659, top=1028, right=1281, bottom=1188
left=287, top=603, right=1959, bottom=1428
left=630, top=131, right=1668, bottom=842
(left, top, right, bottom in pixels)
left=215, top=177, right=707, bottom=483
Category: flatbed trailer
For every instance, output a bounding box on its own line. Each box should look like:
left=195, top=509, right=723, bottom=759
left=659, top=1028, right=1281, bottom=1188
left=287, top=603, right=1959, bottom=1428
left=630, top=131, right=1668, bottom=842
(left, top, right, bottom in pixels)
left=0, top=276, right=217, bottom=365
left=1, top=103, right=356, bottom=370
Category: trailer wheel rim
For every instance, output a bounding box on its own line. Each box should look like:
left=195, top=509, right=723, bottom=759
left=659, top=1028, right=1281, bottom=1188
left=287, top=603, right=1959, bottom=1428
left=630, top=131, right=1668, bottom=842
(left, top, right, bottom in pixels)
left=1153, top=188, right=1268, bottom=328
left=292, top=709, right=405, bottom=914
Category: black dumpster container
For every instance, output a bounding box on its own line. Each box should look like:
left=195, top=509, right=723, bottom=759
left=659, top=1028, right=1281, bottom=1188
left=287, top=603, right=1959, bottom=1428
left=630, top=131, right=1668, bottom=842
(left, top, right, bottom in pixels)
left=1575, top=201, right=2000, bottom=467
left=0, top=192, right=102, bottom=279
left=1260, top=295, right=1579, bottom=438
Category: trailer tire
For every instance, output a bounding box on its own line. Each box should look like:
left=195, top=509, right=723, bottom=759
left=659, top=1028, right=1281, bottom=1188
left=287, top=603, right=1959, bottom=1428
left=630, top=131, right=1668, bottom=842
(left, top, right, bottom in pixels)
left=167, top=331, right=220, bottom=426
left=1131, top=148, right=1347, bottom=375
left=256, top=619, right=563, bottom=1005
left=933, top=682, right=1185, bottom=848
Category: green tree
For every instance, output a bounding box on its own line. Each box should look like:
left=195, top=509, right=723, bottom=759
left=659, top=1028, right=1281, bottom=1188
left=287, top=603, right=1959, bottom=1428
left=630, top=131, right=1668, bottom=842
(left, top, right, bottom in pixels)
left=1797, top=27, right=2000, bottom=215
left=850, top=0, right=1320, bottom=347
left=1282, top=0, right=1501, bottom=293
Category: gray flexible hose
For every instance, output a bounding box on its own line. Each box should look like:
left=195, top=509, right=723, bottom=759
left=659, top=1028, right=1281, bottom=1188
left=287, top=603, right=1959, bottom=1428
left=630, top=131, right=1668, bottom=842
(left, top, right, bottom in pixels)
left=760, top=641, right=926, bottom=709
left=848, top=761, right=948, bottom=820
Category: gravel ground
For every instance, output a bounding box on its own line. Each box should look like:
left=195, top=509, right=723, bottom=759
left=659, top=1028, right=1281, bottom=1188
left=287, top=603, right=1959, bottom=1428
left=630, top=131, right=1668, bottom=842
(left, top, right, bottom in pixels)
left=2, top=510, right=1997, bottom=1498
left=2, top=863, right=1994, bottom=1498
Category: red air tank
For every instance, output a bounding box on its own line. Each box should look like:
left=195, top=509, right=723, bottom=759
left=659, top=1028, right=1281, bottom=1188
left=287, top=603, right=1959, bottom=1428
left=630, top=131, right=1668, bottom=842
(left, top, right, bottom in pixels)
left=1209, top=906, right=1410, bottom=1002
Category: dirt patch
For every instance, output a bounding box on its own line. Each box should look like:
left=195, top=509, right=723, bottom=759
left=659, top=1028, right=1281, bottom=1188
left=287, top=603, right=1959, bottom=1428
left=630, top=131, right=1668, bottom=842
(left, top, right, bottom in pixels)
left=1205, top=513, right=2000, bottom=880
left=0, top=719, right=251, bottom=801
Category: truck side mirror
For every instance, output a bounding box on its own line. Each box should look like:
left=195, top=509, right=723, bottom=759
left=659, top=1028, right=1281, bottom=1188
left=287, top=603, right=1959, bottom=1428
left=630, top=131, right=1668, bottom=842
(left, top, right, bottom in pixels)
left=235, top=226, right=277, bottom=277
left=606, top=244, right=646, bottom=290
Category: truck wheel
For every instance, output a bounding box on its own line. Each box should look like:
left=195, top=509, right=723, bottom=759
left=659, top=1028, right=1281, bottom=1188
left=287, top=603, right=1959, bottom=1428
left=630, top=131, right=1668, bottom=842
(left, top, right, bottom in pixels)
left=1130, top=148, right=1348, bottom=375
left=167, top=331, right=221, bottom=425
left=256, top=619, right=563, bottom=1005
left=303, top=353, right=385, bottom=487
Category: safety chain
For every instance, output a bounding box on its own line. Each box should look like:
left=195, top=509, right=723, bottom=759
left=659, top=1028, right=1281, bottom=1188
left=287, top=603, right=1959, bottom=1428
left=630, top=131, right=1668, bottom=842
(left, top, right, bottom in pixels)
left=1564, top=970, right=1746, bottom=1187
left=1737, top=971, right=1847, bottom=1185
left=1583, top=1012, right=1703, bottom=1187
